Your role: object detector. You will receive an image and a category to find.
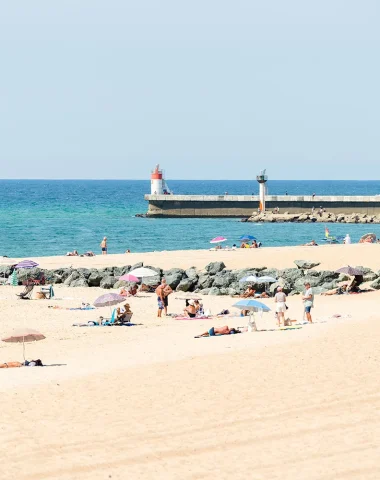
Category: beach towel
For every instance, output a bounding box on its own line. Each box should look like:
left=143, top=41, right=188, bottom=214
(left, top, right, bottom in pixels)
left=174, top=316, right=212, bottom=321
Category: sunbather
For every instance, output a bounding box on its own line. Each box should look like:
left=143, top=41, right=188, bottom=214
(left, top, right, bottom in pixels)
left=0, top=359, right=43, bottom=368
left=241, top=285, right=256, bottom=298
left=184, top=299, right=197, bottom=318
left=321, top=285, right=348, bottom=296
left=120, top=285, right=137, bottom=297
left=196, top=326, right=241, bottom=337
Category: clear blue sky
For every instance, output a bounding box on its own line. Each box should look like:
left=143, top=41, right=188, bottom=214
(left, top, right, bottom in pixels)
left=1, top=1, right=379, bottom=180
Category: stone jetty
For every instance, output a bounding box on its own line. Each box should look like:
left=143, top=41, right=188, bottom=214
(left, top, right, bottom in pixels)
left=247, top=212, right=380, bottom=223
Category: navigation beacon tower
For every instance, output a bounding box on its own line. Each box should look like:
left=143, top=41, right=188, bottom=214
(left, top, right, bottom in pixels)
left=256, top=169, right=268, bottom=212
left=150, top=164, right=171, bottom=195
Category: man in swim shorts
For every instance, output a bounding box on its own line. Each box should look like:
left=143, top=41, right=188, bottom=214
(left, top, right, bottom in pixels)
left=196, top=326, right=240, bottom=337
left=302, top=282, right=314, bottom=323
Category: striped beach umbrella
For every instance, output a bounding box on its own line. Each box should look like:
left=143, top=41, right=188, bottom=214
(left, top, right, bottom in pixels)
left=15, top=260, right=39, bottom=269
left=10, top=270, right=18, bottom=286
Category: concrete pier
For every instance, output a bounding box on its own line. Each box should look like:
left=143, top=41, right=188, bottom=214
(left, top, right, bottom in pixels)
left=145, top=194, right=380, bottom=217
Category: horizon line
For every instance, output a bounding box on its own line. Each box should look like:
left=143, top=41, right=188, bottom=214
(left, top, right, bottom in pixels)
left=0, top=178, right=380, bottom=182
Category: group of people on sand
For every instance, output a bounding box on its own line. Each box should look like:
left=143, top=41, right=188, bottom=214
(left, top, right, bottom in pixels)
left=155, top=279, right=173, bottom=317
left=273, top=282, right=314, bottom=327
left=240, top=240, right=261, bottom=248
left=66, top=250, right=95, bottom=257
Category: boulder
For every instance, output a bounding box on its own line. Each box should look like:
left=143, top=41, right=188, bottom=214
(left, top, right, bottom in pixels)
left=0, top=265, right=12, bottom=277
left=321, top=281, right=339, bottom=290
left=143, top=275, right=161, bottom=286
left=185, top=267, right=199, bottom=280
left=294, top=260, right=321, bottom=270
left=88, top=271, right=103, bottom=287
left=131, top=262, right=143, bottom=271
left=70, top=278, right=89, bottom=288
left=176, top=278, right=196, bottom=292
left=76, top=268, right=91, bottom=279
left=363, top=272, right=378, bottom=282
left=208, top=287, right=222, bottom=296
left=197, top=274, right=214, bottom=289
left=269, top=280, right=292, bottom=295
left=64, top=271, right=80, bottom=286
left=212, top=272, right=236, bottom=288
left=278, top=268, right=304, bottom=285
left=205, top=262, right=226, bottom=275
left=294, top=276, right=321, bottom=292
left=259, top=268, right=279, bottom=279
left=100, top=275, right=117, bottom=289
left=163, top=270, right=184, bottom=290
left=113, top=280, right=127, bottom=289
left=370, top=278, right=380, bottom=290
left=200, top=288, right=211, bottom=295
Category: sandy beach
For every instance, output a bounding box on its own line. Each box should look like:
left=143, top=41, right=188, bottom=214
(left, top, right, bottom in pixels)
left=1, top=244, right=380, bottom=479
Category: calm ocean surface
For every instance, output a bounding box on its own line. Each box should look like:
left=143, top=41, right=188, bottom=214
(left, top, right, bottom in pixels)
left=2, top=180, right=380, bottom=258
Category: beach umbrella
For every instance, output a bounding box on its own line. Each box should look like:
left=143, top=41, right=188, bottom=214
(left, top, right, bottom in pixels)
left=255, top=276, right=277, bottom=283
left=335, top=266, right=364, bottom=276
left=239, top=235, right=256, bottom=242
left=93, top=293, right=125, bottom=308
left=2, top=328, right=45, bottom=362
left=233, top=299, right=271, bottom=312
left=15, top=260, right=39, bottom=269
left=15, top=260, right=39, bottom=285
left=359, top=233, right=376, bottom=243
left=118, top=273, right=140, bottom=283
left=210, top=236, right=227, bottom=244
left=129, top=267, right=158, bottom=291
left=239, top=275, right=257, bottom=283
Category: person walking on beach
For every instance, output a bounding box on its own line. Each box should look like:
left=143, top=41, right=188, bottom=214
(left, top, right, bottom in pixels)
left=100, top=237, right=108, bottom=255
left=274, top=286, right=287, bottom=327
left=155, top=279, right=173, bottom=316
left=302, top=282, right=314, bottom=323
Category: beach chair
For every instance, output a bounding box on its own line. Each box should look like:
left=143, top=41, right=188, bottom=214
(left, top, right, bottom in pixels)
left=101, top=309, right=117, bottom=326
left=16, top=284, right=34, bottom=300
left=40, top=285, right=54, bottom=299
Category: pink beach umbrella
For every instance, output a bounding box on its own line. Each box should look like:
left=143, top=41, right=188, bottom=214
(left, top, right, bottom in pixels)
left=118, top=273, right=140, bottom=283
left=210, top=236, right=227, bottom=244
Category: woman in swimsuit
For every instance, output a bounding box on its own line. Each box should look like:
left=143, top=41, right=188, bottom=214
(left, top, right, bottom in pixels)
left=197, top=326, right=240, bottom=337
left=184, top=300, right=197, bottom=318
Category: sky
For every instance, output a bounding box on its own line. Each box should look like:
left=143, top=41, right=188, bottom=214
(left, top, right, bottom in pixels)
left=0, top=0, right=379, bottom=180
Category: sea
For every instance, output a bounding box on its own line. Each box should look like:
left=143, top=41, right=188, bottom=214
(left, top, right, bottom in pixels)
left=1, top=179, right=380, bottom=258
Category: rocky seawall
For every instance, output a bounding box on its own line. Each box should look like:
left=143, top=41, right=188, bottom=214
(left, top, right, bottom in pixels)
left=247, top=212, right=380, bottom=223
left=2, top=260, right=380, bottom=295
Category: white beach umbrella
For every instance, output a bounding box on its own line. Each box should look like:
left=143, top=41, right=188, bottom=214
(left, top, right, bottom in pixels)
left=129, top=267, right=158, bottom=291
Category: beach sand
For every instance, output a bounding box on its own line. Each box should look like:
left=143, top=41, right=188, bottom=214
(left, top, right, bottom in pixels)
left=1, top=244, right=380, bottom=479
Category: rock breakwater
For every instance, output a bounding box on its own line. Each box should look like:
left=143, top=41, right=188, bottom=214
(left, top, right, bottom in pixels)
left=247, top=212, right=380, bottom=223
left=2, top=260, right=380, bottom=295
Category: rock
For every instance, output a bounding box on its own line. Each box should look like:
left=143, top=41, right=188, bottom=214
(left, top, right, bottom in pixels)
left=227, top=287, right=239, bottom=296
left=234, top=269, right=258, bottom=281
left=259, top=268, right=279, bottom=279
left=197, top=274, right=214, bottom=289
left=70, top=278, right=89, bottom=288
left=317, top=270, right=340, bottom=283
left=269, top=280, right=292, bottom=295
left=143, top=275, right=161, bottom=286
left=131, top=262, right=143, bottom=271
left=64, top=271, right=80, bottom=286
left=200, top=288, right=211, bottom=295
left=288, top=290, right=300, bottom=296
left=0, top=265, right=12, bottom=277
left=100, top=275, right=117, bottom=289
left=294, top=276, right=321, bottom=291
left=212, top=272, right=236, bottom=288
left=145, top=266, right=163, bottom=276
left=363, top=272, right=378, bottom=282
left=185, top=267, right=198, bottom=280
left=88, top=271, right=103, bottom=287
left=278, top=268, right=304, bottom=285
left=176, top=278, right=196, bottom=292
left=208, top=287, right=222, bottom=296
left=113, top=280, right=128, bottom=289
left=76, top=268, right=91, bottom=279
left=205, top=262, right=226, bottom=275
left=312, top=286, right=328, bottom=295
left=163, top=269, right=184, bottom=289
left=321, top=281, right=339, bottom=290
left=294, top=260, right=321, bottom=270
left=370, top=278, right=380, bottom=289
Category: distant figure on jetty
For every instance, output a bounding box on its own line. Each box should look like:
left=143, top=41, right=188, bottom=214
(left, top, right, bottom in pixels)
left=100, top=237, right=108, bottom=255
left=312, top=192, right=316, bottom=199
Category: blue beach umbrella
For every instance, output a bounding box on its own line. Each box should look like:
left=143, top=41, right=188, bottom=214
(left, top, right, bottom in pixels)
left=239, top=235, right=256, bottom=242
left=233, top=299, right=271, bottom=312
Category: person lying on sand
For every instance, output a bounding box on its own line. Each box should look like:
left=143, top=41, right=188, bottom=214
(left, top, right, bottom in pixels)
left=66, top=250, right=79, bottom=256
left=0, top=359, right=43, bottom=368
left=321, top=285, right=348, bottom=296
left=196, top=326, right=241, bottom=337
left=303, top=240, right=318, bottom=246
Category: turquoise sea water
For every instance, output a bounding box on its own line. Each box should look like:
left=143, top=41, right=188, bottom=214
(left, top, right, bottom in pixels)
left=1, top=180, right=380, bottom=257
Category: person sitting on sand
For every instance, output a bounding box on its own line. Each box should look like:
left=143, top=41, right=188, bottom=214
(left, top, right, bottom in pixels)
left=116, top=303, right=133, bottom=322
left=321, top=285, right=348, bottom=296
left=196, top=326, right=241, bottom=337
left=251, top=240, right=258, bottom=248
left=184, top=300, right=197, bottom=318
left=193, top=299, right=204, bottom=315
left=241, top=285, right=256, bottom=298
left=120, top=285, right=137, bottom=297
